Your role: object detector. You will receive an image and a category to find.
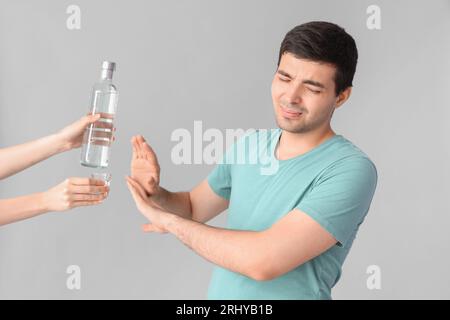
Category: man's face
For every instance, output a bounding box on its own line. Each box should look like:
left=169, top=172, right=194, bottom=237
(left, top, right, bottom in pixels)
left=271, top=53, right=341, bottom=134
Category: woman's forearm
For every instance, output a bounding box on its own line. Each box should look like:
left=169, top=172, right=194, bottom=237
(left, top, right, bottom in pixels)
left=0, top=193, right=48, bottom=226
left=0, top=133, right=66, bottom=180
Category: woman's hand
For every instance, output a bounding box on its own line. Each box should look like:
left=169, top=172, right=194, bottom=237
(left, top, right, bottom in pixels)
left=42, top=177, right=109, bottom=211
left=56, top=114, right=116, bottom=152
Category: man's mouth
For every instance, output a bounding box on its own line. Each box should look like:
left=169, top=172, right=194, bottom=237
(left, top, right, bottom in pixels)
left=280, top=105, right=303, bottom=119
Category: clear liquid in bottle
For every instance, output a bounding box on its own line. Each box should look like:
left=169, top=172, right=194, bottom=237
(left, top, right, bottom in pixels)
left=80, top=61, right=118, bottom=168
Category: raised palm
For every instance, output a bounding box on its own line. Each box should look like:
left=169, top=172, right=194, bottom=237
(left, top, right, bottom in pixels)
left=130, top=135, right=160, bottom=197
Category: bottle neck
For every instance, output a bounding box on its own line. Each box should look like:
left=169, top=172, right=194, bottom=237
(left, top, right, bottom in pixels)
left=100, top=69, right=114, bottom=81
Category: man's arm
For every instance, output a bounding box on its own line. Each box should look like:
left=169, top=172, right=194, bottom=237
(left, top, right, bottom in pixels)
left=127, top=175, right=336, bottom=281
left=164, top=208, right=337, bottom=281
left=154, top=179, right=229, bottom=223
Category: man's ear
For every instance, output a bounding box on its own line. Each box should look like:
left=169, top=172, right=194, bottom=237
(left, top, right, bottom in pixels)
left=335, top=87, right=352, bottom=109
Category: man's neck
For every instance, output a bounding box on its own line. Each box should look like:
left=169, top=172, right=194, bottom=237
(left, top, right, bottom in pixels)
left=276, top=127, right=336, bottom=160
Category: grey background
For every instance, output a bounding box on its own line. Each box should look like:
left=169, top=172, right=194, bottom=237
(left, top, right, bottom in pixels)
left=0, top=0, right=449, bottom=299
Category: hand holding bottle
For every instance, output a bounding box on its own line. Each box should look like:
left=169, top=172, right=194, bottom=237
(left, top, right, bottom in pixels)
left=56, top=114, right=95, bottom=151
left=57, top=113, right=116, bottom=151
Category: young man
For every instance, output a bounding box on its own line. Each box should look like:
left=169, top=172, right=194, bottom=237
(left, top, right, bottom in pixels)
left=0, top=114, right=112, bottom=226
left=126, top=21, right=378, bottom=299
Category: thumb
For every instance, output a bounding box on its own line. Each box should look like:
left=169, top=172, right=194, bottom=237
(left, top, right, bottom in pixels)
left=146, top=177, right=160, bottom=196
left=147, top=177, right=156, bottom=188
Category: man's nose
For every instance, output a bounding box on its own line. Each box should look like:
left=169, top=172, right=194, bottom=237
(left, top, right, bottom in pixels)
left=284, top=84, right=302, bottom=105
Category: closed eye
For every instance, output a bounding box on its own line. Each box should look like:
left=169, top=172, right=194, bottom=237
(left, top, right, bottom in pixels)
left=278, top=76, right=290, bottom=82
left=305, top=86, right=322, bottom=94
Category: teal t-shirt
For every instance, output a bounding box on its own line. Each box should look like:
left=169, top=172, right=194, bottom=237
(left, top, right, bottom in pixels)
left=206, top=128, right=377, bottom=300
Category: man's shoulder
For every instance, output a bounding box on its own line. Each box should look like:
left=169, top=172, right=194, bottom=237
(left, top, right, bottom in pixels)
left=333, top=136, right=376, bottom=167
left=312, top=135, right=377, bottom=182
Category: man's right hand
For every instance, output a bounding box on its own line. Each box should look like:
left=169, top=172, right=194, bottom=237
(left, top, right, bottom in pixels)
left=130, top=135, right=162, bottom=205
left=130, top=135, right=230, bottom=224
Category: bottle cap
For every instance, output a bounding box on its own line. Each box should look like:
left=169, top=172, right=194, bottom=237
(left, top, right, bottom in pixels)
left=102, top=61, right=116, bottom=71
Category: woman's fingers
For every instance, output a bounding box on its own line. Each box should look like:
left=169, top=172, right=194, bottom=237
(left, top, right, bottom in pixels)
left=71, top=200, right=104, bottom=208
left=67, top=177, right=106, bottom=186
left=47, top=177, right=109, bottom=212
left=82, top=113, right=101, bottom=126
left=65, top=177, right=109, bottom=202
left=71, top=185, right=109, bottom=194
left=89, top=130, right=113, bottom=140
left=72, top=193, right=107, bottom=201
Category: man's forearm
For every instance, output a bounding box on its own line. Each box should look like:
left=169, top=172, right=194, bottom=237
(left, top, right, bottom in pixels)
left=153, top=187, right=193, bottom=220
left=164, top=214, right=268, bottom=280
left=0, top=134, right=65, bottom=180
left=0, top=193, right=48, bottom=226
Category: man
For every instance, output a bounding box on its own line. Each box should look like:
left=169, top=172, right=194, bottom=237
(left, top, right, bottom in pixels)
left=0, top=114, right=112, bottom=226
left=126, top=21, right=377, bottom=299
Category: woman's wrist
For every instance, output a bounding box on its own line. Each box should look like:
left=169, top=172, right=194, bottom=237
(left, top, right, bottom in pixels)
left=36, top=191, right=51, bottom=212
left=50, top=132, right=71, bottom=154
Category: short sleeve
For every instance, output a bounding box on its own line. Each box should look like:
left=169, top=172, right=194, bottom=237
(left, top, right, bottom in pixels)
left=207, top=139, right=237, bottom=200
left=206, top=130, right=258, bottom=200
left=296, top=157, right=378, bottom=247
left=207, top=161, right=232, bottom=200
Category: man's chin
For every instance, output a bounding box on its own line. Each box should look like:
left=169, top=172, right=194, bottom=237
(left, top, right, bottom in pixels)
left=276, top=118, right=311, bottom=134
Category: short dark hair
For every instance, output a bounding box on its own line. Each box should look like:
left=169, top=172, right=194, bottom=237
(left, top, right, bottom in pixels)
left=277, top=21, right=358, bottom=95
